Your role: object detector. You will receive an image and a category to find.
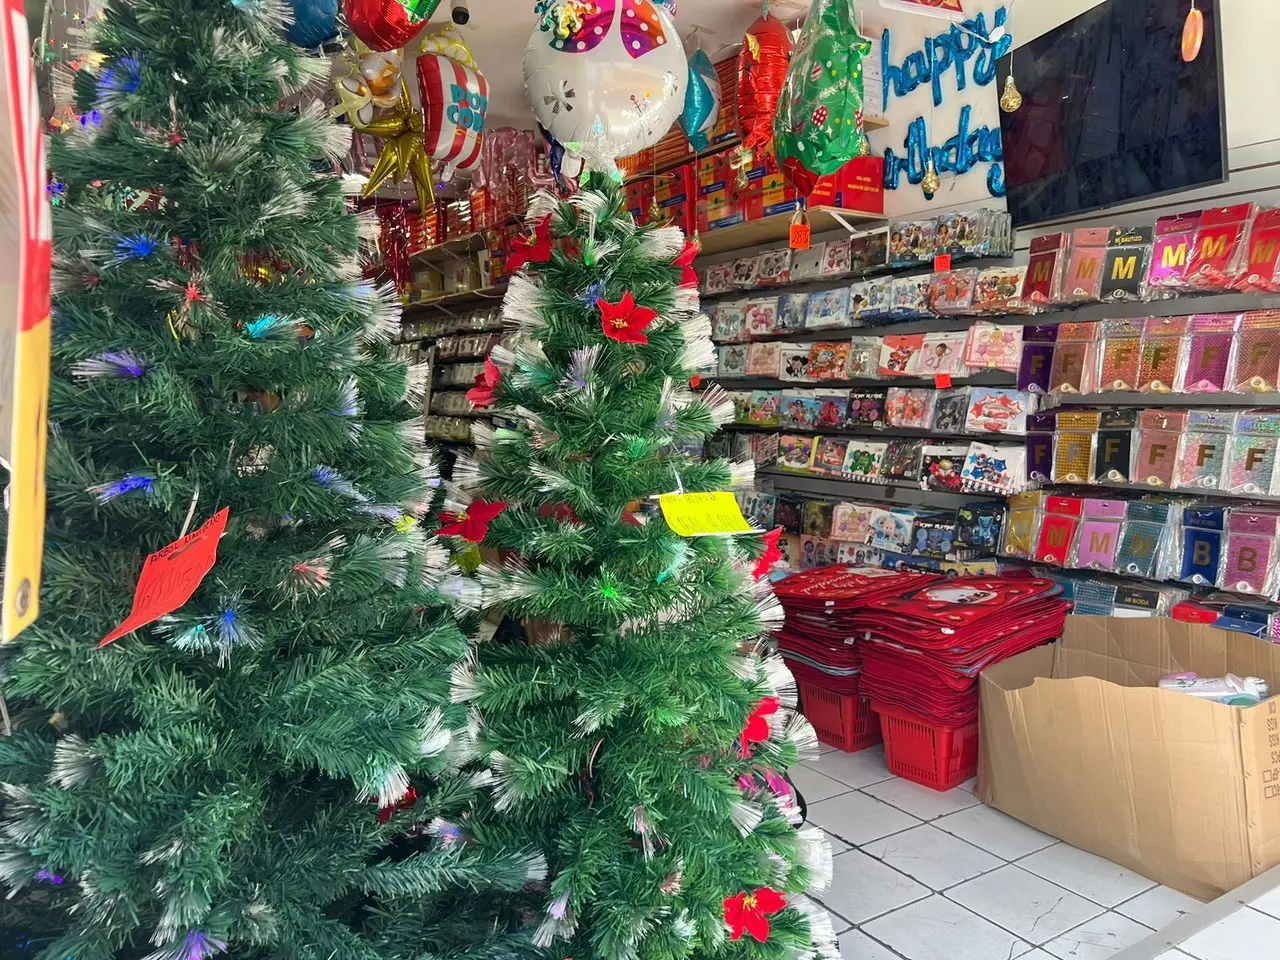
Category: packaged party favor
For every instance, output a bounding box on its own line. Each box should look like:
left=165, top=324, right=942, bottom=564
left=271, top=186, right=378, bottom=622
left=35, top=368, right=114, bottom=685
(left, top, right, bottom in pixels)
left=1115, top=502, right=1171, bottom=579
left=1002, top=491, right=1043, bottom=559
left=920, top=445, right=968, bottom=492
left=916, top=331, right=970, bottom=378
left=1186, top=203, right=1255, bottom=291
left=748, top=390, right=781, bottom=426
left=965, top=388, right=1032, bottom=436
left=1053, top=411, right=1101, bottom=484
left=1137, top=317, right=1191, bottom=394
left=744, top=297, right=780, bottom=338
left=962, top=443, right=1024, bottom=495
left=1232, top=208, right=1280, bottom=293
left=712, top=301, right=748, bottom=343
left=805, top=287, right=852, bottom=329
left=1021, top=233, right=1069, bottom=308
left=808, top=342, right=852, bottom=381
left=880, top=438, right=924, bottom=481
left=1099, top=226, right=1153, bottom=302
left=717, top=344, right=748, bottom=377
left=1026, top=412, right=1057, bottom=483
left=1183, top=314, right=1241, bottom=393
left=1073, top=498, right=1126, bottom=572
left=1230, top=310, right=1280, bottom=393
left=928, top=269, right=979, bottom=315
left=850, top=229, right=890, bottom=273
left=1096, top=319, right=1145, bottom=392
left=1177, top=506, right=1225, bottom=587
left=888, top=276, right=933, bottom=320
left=776, top=293, right=808, bottom=333
left=879, top=335, right=924, bottom=377
left=779, top=344, right=814, bottom=382
left=1094, top=409, right=1137, bottom=483
left=847, top=337, right=881, bottom=380
left=790, top=243, right=826, bottom=282
left=811, top=437, right=851, bottom=477
left=1176, top=409, right=1234, bottom=491
left=885, top=387, right=936, bottom=429
left=744, top=342, right=782, bottom=377
left=1227, top=410, right=1280, bottom=496
left=847, top=282, right=870, bottom=321
left=822, top=237, right=852, bottom=277
left=1146, top=212, right=1200, bottom=297
left=844, top=389, right=886, bottom=429
left=1048, top=322, right=1100, bottom=396
left=1061, top=228, right=1110, bottom=303
left=931, top=388, right=971, bottom=435
left=1132, top=409, right=1187, bottom=488
left=972, top=266, right=1028, bottom=315
left=964, top=321, right=1022, bottom=373
left=757, top=248, right=792, bottom=286
left=1034, top=495, right=1083, bottom=566
left=1222, top=511, right=1280, bottom=596
left=812, top=392, right=848, bottom=430
left=777, top=435, right=817, bottom=472
left=1019, top=325, right=1059, bottom=394
left=861, top=277, right=894, bottom=323
left=731, top=256, right=761, bottom=289
left=844, top=440, right=887, bottom=481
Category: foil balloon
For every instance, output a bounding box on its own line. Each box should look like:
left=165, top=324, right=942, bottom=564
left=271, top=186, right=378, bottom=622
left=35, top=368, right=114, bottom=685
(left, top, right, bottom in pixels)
left=523, top=0, right=686, bottom=171
left=286, top=0, right=338, bottom=48
left=420, top=23, right=478, bottom=69
left=773, top=0, right=872, bottom=194
left=331, top=74, right=376, bottom=126
left=350, top=81, right=435, bottom=211
left=358, top=47, right=403, bottom=108
left=418, top=35, right=489, bottom=179
left=737, top=14, right=792, bottom=152
left=680, top=47, right=720, bottom=152
left=343, top=0, right=438, bottom=53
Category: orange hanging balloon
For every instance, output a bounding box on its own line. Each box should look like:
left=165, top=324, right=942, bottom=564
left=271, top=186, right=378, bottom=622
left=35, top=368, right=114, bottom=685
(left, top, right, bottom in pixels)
left=343, top=0, right=427, bottom=53
left=1182, top=3, right=1204, bottom=62
left=737, top=15, right=793, bottom=152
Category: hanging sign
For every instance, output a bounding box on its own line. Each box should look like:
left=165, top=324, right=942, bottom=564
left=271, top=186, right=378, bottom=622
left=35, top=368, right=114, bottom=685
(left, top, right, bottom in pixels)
left=0, top=0, right=52, bottom=642
left=659, top=492, right=755, bottom=538
left=99, top=508, right=231, bottom=647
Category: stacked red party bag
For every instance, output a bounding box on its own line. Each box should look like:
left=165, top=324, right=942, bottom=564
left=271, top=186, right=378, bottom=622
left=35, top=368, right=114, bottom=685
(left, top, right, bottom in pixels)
left=850, top=576, right=1068, bottom=789
left=773, top=567, right=941, bottom=750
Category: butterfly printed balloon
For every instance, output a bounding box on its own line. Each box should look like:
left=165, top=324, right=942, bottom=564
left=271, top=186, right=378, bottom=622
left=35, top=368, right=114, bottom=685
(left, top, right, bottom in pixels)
left=524, top=0, right=686, bottom=165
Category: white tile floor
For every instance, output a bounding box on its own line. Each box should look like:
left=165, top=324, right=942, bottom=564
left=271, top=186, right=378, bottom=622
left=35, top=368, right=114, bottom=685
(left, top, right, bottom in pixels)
left=801, top=743, right=1216, bottom=960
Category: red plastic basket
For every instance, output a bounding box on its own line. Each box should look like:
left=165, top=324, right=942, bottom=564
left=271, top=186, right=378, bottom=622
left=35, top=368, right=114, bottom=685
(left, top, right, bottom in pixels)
left=797, top=678, right=882, bottom=753
left=873, top=701, right=979, bottom=791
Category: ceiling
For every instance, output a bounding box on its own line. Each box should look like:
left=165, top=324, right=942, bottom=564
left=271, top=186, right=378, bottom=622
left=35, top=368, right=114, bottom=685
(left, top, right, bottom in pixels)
left=442, top=0, right=816, bottom=129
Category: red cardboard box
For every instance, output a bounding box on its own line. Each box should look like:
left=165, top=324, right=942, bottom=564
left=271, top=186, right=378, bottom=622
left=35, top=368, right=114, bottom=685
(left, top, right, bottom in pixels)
left=650, top=163, right=695, bottom=234
left=625, top=178, right=655, bottom=224
left=469, top=188, right=492, bottom=231
left=696, top=151, right=745, bottom=234
left=743, top=141, right=801, bottom=220
left=808, top=155, right=885, bottom=215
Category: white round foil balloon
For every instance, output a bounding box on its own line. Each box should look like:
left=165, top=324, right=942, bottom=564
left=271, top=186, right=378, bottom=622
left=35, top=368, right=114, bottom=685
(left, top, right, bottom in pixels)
left=523, top=0, right=686, bottom=163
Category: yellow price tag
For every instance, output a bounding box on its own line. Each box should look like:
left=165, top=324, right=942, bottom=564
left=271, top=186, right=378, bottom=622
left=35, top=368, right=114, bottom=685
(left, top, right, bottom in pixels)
left=659, top=491, right=755, bottom=538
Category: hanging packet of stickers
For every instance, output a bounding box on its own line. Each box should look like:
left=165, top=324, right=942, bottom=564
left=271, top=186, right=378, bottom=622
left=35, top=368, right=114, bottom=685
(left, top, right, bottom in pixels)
left=1096, top=319, right=1144, bottom=392
left=1073, top=498, right=1127, bottom=572
left=1230, top=310, right=1280, bottom=393
left=1177, top=506, right=1226, bottom=587
left=1019, top=325, right=1059, bottom=394
left=1231, top=208, right=1280, bottom=293
left=1137, top=317, right=1191, bottom=393
left=1093, top=409, right=1137, bottom=484
left=1222, top=510, right=1280, bottom=597
left=1132, top=409, right=1187, bottom=488
left=1052, top=410, right=1101, bottom=484
left=1176, top=409, right=1233, bottom=491
left=1183, top=313, right=1242, bottom=393
left=1146, top=212, right=1201, bottom=298
left=1033, top=495, right=1084, bottom=566
left=1048, top=322, right=1100, bottom=396
left=1226, top=410, right=1280, bottom=496
left=1185, top=203, right=1255, bottom=291
left=1025, top=411, right=1057, bottom=483
left=1001, top=490, right=1043, bottom=559
left=1115, top=501, right=1172, bottom=579
left=1099, top=226, right=1154, bottom=302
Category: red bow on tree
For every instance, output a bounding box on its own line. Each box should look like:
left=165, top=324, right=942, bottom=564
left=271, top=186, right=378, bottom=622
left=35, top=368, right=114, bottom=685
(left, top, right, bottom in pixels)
left=507, top=214, right=554, bottom=274
left=673, top=239, right=700, bottom=288
left=599, top=291, right=658, bottom=345
left=752, top=527, right=785, bottom=581
left=723, top=887, right=786, bottom=942
left=437, top=499, right=507, bottom=543
left=466, top=357, right=501, bottom=408
left=377, top=785, right=418, bottom=823
left=740, top=696, right=780, bottom=754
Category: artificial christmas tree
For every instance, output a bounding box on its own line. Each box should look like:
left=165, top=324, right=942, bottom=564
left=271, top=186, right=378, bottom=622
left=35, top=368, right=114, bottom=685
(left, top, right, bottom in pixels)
left=447, top=185, right=837, bottom=960
left=0, top=2, right=542, bottom=957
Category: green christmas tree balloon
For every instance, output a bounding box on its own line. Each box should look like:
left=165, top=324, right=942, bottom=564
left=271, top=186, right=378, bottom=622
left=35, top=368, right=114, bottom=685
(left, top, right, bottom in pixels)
left=773, top=0, right=873, bottom=195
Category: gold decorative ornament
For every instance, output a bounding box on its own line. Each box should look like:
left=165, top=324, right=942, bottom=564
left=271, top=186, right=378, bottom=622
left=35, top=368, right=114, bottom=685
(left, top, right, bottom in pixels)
left=350, top=80, right=435, bottom=211
left=921, top=157, right=941, bottom=197
left=999, top=74, right=1023, bottom=113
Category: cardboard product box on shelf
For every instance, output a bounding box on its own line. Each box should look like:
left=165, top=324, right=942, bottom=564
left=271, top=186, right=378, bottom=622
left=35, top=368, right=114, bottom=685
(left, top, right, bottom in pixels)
left=979, top=615, right=1280, bottom=901
left=625, top=177, right=655, bottom=224
left=648, top=163, right=695, bottom=234
left=697, top=151, right=745, bottom=234
left=807, top=155, right=886, bottom=215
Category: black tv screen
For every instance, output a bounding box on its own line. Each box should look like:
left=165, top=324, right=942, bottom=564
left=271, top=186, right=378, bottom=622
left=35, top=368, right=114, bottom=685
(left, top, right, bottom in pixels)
left=997, top=0, right=1227, bottom=227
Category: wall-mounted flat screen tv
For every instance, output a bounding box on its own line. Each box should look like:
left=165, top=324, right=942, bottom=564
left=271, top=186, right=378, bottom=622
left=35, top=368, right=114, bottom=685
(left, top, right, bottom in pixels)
left=997, top=0, right=1227, bottom=227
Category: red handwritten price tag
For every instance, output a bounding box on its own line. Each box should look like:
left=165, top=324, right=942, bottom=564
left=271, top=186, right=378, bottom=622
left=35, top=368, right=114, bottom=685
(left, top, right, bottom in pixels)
left=789, top=222, right=811, bottom=250
left=99, top=507, right=230, bottom=647
left=933, top=254, right=952, bottom=272
left=934, top=373, right=953, bottom=389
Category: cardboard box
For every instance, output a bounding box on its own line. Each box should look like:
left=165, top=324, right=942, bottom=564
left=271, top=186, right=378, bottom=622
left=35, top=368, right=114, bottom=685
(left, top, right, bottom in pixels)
left=979, top=616, right=1280, bottom=901
left=652, top=163, right=695, bottom=235
left=808, top=156, right=885, bottom=215
left=697, top=151, right=744, bottom=234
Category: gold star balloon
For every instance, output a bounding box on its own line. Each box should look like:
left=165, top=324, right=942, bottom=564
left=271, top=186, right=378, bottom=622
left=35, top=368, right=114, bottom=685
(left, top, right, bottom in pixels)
left=350, top=80, right=435, bottom=211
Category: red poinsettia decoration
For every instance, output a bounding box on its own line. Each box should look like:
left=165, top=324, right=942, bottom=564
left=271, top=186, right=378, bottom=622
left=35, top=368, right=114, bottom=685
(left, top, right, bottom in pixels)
left=723, top=887, right=787, bottom=942
left=673, top=239, right=700, bottom=288
left=599, top=291, right=658, bottom=345
left=507, top=214, right=554, bottom=274
left=437, top=499, right=507, bottom=542
left=466, top=357, right=501, bottom=408
left=377, top=785, right=418, bottom=823
left=740, top=696, right=780, bottom=754
left=752, top=527, right=785, bottom=581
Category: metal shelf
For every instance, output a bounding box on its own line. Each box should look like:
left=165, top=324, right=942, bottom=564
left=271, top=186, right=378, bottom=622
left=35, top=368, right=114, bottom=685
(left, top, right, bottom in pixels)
left=757, top=466, right=1005, bottom=504
left=402, top=283, right=508, bottom=313
left=707, top=371, right=1017, bottom=390
left=696, top=206, right=887, bottom=258
left=724, top=423, right=1023, bottom=443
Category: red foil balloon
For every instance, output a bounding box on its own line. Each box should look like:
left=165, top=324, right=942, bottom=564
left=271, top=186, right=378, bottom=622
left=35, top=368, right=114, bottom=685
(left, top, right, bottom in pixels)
left=737, top=15, right=793, bottom=151
left=344, top=0, right=427, bottom=53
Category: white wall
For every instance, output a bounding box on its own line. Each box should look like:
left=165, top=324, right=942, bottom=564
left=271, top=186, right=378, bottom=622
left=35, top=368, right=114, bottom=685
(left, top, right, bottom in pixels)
left=873, top=0, right=1280, bottom=221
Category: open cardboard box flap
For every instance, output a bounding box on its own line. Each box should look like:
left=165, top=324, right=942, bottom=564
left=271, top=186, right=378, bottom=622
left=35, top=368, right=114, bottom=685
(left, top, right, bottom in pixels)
left=979, top=616, right=1280, bottom=901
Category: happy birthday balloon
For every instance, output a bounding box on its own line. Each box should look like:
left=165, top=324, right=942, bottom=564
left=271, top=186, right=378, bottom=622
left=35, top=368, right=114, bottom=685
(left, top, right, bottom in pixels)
left=774, top=0, right=872, bottom=194
left=523, top=0, right=686, bottom=169
left=737, top=13, right=792, bottom=152
left=680, top=47, right=720, bottom=152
